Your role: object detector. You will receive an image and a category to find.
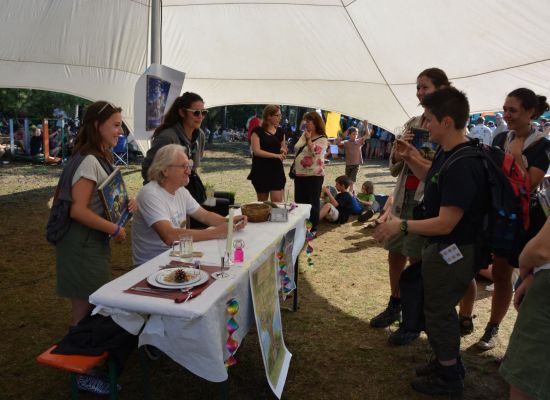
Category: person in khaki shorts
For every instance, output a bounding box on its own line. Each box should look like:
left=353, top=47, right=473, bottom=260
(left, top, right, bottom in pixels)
left=369, top=68, right=449, bottom=347
left=500, top=217, right=550, bottom=400
left=337, top=126, right=367, bottom=194
left=375, top=87, right=489, bottom=397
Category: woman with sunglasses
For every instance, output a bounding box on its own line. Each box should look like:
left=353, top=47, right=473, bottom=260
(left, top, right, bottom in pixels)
left=247, top=105, right=287, bottom=202
left=141, top=92, right=209, bottom=204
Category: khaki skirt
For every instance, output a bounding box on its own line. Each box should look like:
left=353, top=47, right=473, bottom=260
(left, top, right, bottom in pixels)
left=56, top=220, right=111, bottom=299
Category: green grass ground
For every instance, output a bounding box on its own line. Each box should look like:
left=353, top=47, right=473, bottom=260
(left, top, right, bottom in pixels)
left=0, top=142, right=513, bottom=399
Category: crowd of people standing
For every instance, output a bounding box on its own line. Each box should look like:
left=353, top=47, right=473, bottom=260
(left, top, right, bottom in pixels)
left=47, top=70, right=550, bottom=397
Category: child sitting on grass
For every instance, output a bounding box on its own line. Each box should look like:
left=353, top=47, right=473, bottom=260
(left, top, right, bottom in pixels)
left=357, top=181, right=380, bottom=222
left=319, top=175, right=354, bottom=224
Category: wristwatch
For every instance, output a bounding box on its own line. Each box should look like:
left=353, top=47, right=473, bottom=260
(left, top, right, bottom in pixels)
left=400, top=220, right=408, bottom=235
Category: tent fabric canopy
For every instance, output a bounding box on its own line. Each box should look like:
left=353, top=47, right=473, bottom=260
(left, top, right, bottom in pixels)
left=1, top=0, right=550, bottom=135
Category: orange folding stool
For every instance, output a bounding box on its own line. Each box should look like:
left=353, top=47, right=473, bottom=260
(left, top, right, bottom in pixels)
left=37, top=345, right=118, bottom=400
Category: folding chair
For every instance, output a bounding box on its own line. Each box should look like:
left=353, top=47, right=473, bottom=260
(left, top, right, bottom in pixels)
left=112, top=135, right=128, bottom=166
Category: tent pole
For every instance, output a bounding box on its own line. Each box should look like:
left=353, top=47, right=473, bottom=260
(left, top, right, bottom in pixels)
left=151, top=0, right=161, bottom=65
left=9, top=119, right=14, bottom=154
left=23, top=118, right=30, bottom=155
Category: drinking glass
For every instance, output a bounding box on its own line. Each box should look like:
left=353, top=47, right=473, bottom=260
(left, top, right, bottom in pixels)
left=179, top=235, right=193, bottom=260
left=171, top=239, right=181, bottom=257
left=214, top=238, right=230, bottom=278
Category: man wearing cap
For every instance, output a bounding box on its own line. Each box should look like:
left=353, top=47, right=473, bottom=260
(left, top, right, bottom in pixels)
left=468, top=116, right=493, bottom=145
left=492, top=112, right=508, bottom=137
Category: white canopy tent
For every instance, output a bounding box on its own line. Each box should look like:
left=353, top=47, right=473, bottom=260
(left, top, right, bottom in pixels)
left=1, top=0, right=550, bottom=138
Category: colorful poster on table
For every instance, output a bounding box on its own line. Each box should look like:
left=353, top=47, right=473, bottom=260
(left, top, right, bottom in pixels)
left=278, top=229, right=296, bottom=298
left=249, top=251, right=292, bottom=399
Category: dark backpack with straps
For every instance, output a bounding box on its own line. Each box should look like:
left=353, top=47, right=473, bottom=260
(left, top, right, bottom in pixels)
left=438, top=140, right=530, bottom=263
left=46, top=154, right=113, bottom=244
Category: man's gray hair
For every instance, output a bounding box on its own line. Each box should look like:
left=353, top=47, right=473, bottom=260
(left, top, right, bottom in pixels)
left=147, top=144, right=187, bottom=184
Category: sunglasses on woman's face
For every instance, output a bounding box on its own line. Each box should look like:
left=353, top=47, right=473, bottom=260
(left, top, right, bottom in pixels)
left=185, top=108, right=209, bottom=117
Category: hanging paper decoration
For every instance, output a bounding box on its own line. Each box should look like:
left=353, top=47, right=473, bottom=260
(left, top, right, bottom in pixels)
left=305, top=220, right=314, bottom=267
left=277, top=250, right=292, bottom=299
left=224, top=298, right=239, bottom=368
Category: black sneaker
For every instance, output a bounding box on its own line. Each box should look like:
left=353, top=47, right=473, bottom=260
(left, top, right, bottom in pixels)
left=459, top=315, right=475, bottom=336
left=477, top=323, right=499, bottom=350
left=358, top=209, right=374, bottom=223
left=411, top=373, right=463, bottom=397
left=77, top=374, right=121, bottom=396
left=416, top=356, right=466, bottom=379
left=388, top=327, right=419, bottom=346
left=370, top=298, right=401, bottom=328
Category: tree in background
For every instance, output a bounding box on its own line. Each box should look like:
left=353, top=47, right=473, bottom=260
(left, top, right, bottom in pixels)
left=0, top=89, right=90, bottom=120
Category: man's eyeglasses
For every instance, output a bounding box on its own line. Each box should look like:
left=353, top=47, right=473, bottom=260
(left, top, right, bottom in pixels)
left=185, top=108, right=209, bottom=117
left=169, top=162, right=194, bottom=171
left=97, top=102, right=115, bottom=116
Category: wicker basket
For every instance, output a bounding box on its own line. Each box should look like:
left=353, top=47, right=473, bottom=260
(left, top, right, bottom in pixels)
left=241, top=203, right=272, bottom=223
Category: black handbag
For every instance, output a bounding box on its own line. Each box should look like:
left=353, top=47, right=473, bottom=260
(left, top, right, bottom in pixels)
left=185, top=171, right=207, bottom=204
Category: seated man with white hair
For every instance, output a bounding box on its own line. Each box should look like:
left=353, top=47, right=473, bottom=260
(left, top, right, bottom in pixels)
left=132, top=144, right=247, bottom=266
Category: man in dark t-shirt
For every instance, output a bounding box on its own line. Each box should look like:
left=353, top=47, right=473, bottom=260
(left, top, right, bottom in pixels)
left=319, top=175, right=354, bottom=224
left=375, top=87, right=489, bottom=397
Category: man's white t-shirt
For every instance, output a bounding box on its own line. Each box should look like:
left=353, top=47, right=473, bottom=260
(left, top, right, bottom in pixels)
left=469, top=124, right=493, bottom=145
left=132, top=181, right=201, bottom=266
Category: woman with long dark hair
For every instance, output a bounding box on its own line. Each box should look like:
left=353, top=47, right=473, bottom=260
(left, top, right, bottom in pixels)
left=247, top=104, right=287, bottom=202
left=477, top=88, right=550, bottom=350
left=55, top=101, right=136, bottom=326
left=141, top=92, right=208, bottom=204
left=293, top=111, right=328, bottom=235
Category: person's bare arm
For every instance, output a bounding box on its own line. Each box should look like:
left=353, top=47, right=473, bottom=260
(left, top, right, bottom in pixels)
left=374, top=206, right=464, bottom=242
left=519, top=217, right=550, bottom=279
left=395, top=139, right=432, bottom=181
left=151, top=210, right=248, bottom=246
left=322, top=186, right=339, bottom=207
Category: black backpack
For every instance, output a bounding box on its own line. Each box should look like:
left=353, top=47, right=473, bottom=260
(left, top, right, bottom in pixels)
left=46, top=154, right=113, bottom=244
left=438, top=140, right=530, bottom=265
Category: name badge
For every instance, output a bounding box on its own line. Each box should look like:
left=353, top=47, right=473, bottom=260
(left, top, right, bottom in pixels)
left=439, top=244, right=464, bottom=265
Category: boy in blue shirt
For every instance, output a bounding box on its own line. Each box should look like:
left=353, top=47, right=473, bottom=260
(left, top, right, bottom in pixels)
left=319, top=175, right=354, bottom=224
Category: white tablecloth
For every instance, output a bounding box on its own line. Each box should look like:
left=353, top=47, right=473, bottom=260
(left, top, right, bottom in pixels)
left=90, top=204, right=311, bottom=382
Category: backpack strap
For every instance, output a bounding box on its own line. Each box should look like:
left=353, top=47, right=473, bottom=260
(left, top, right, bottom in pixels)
left=437, top=141, right=483, bottom=182
left=95, top=156, right=114, bottom=176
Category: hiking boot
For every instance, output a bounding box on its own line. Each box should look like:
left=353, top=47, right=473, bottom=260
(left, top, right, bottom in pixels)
left=411, top=371, right=463, bottom=397
left=358, top=209, right=374, bottom=223
left=459, top=315, right=475, bottom=336
left=477, top=323, right=499, bottom=350
left=77, top=374, right=121, bottom=396
left=415, top=356, right=466, bottom=379
left=370, top=298, right=401, bottom=328
left=388, top=327, right=420, bottom=346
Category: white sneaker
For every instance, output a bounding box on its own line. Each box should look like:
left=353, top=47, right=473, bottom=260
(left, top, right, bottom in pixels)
left=485, top=283, right=494, bottom=292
